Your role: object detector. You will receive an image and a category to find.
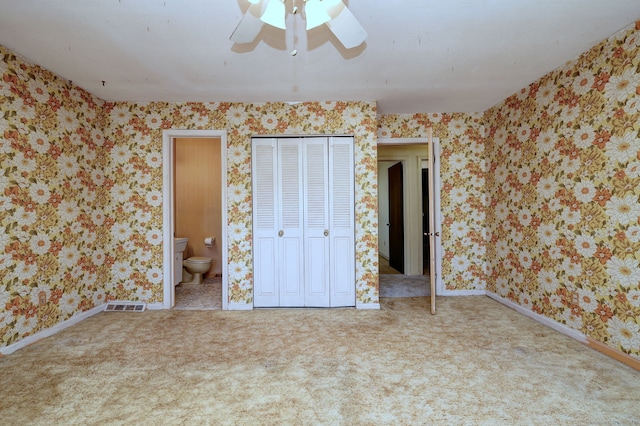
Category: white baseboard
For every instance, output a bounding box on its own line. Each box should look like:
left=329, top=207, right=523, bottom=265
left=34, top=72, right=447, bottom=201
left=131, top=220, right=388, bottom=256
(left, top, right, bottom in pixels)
left=0, top=304, right=106, bottom=355
left=228, top=302, right=253, bottom=311
left=146, top=302, right=164, bottom=310
left=439, top=289, right=487, bottom=296
left=356, top=302, right=380, bottom=310
left=486, top=291, right=587, bottom=343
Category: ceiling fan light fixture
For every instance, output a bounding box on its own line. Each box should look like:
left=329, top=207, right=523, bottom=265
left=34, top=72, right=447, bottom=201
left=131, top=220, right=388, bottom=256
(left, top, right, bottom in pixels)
left=260, top=0, right=287, bottom=30
left=230, top=0, right=367, bottom=49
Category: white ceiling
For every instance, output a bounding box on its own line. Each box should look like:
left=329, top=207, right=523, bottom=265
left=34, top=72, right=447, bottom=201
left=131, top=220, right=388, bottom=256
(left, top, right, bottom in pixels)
left=1, top=0, right=640, bottom=114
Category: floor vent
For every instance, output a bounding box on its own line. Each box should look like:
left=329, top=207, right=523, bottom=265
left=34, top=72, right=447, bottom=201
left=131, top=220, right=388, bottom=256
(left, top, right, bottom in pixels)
left=104, top=301, right=147, bottom=312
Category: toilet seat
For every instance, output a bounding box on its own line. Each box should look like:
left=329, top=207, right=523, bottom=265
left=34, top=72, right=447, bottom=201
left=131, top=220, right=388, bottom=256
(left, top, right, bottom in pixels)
left=184, top=256, right=212, bottom=264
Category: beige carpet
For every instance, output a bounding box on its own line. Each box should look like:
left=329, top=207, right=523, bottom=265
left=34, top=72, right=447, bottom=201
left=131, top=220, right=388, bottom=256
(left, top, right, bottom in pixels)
left=174, top=277, right=222, bottom=310
left=379, top=274, right=431, bottom=298
left=1, top=296, right=639, bottom=424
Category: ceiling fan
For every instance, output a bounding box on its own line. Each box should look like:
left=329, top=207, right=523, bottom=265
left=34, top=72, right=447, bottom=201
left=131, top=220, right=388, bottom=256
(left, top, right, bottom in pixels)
left=230, top=0, right=367, bottom=49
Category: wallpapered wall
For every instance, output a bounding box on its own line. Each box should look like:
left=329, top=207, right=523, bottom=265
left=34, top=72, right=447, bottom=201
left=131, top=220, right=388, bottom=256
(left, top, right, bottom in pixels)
left=2, top=19, right=638, bottom=360
left=103, top=100, right=379, bottom=306
left=378, top=113, right=487, bottom=291
left=0, top=44, right=380, bottom=348
left=484, top=22, right=640, bottom=360
left=1, top=46, right=109, bottom=347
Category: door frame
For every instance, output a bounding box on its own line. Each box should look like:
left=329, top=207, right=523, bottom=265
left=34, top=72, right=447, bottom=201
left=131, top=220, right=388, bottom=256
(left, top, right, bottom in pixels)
left=377, top=137, right=443, bottom=295
left=162, top=129, right=228, bottom=310
left=251, top=135, right=356, bottom=308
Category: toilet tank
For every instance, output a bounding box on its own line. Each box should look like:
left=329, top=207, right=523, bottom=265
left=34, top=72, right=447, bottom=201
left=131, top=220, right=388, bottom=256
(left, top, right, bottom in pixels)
left=174, top=237, right=188, bottom=253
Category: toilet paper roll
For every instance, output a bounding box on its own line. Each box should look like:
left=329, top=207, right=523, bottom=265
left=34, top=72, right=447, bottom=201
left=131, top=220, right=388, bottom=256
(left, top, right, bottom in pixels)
left=204, top=237, right=215, bottom=246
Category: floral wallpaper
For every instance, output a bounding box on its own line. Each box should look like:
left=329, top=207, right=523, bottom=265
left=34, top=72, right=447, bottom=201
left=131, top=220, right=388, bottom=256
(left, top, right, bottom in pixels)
left=484, top=21, right=640, bottom=360
left=1, top=41, right=379, bottom=348
left=378, top=113, right=487, bottom=291
left=0, top=46, right=111, bottom=347
left=2, top=16, right=639, bottom=364
left=103, top=100, right=379, bottom=306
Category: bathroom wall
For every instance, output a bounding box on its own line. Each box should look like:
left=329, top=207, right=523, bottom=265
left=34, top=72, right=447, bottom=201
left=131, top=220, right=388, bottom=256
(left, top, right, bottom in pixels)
left=0, top=45, right=112, bottom=348
left=483, top=21, right=640, bottom=361
left=378, top=113, right=487, bottom=291
left=174, top=137, right=221, bottom=276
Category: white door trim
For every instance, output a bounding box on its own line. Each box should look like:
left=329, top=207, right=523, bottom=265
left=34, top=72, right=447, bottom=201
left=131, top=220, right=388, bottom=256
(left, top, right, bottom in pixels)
left=377, top=137, right=443, bottom=295
left=162, top=129, right=228, bottom=310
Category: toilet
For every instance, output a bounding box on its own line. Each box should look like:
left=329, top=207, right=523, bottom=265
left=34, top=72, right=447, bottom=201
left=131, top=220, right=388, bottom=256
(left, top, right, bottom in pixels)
left=182, top=257, right=213, bottom=285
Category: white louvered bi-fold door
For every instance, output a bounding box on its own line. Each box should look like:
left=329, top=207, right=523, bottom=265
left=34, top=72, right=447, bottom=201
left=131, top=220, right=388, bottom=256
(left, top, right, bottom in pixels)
left=252, top=139, right=279, bottom=307
left=328, top=137, right=355, bottom=307
left=252, top=137, right=354, bottom=307
left=278, top=139, right=305, bottom=306
left=303, top=138, right=330, bottom=307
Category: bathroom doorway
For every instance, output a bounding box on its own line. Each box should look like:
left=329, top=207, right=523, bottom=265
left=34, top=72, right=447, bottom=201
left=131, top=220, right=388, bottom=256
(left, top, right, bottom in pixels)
left=162, top=130, right=228, bottom=310
left=174, top=137, right=222, bottom=309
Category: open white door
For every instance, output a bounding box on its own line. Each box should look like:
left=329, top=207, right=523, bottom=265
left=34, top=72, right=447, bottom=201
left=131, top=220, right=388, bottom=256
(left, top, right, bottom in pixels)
left=427, top=128, right=437, bottom=314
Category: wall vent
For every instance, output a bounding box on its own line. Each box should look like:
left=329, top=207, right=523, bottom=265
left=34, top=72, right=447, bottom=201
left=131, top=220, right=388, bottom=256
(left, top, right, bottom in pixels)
left=104, top=301, right=147, bottom=312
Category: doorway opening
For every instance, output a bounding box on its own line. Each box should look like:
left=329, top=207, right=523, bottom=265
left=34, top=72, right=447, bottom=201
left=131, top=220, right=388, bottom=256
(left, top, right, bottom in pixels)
left=162, top=130, right=228, bottom=310
left=377, top=138, right=442, bottom=299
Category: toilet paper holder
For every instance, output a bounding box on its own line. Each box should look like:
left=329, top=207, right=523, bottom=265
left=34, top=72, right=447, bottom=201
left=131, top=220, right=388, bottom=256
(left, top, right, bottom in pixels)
left=204, top=237, right=216, bottom=247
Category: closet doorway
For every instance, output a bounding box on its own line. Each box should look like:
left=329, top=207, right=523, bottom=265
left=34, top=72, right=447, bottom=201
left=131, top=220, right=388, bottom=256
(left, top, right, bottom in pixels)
left=252, top=136, right=356, bottom=308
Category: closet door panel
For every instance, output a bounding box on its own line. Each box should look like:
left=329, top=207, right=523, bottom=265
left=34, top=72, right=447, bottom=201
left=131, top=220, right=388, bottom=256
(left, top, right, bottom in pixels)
left=252, top=139, right=279, bottom=307
left=332, top=236, right=353, bottom=295
left=254, top=238, right=277, bottom=297
left=280, top=237, right=303, bottom=304
left=328, top=137, right=355, bottom=307
left=303, top=138, right=330, bottom=307
left=278, top=139, right=305, bottom=306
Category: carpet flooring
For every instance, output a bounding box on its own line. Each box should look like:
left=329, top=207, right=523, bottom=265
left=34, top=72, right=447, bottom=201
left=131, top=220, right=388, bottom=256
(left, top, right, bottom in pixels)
left=379, top=274, right=431, bottom=298
left=174, top=274, right=430, bottom=306
left=1, top=296, right=639, bottom=424
left=174, top=277, right=222, bottom=310
left=379, top=255, right=402, bottom=275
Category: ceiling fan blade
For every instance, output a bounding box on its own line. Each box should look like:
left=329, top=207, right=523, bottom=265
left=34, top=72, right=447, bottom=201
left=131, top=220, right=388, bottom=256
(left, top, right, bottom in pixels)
left=260, top=0, right=287, bottom=30
left=230, top=2, right=266, bottom=43
left=325, top=3, right=367, bottom=49
left=304, top=0, right=339, bottom=30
